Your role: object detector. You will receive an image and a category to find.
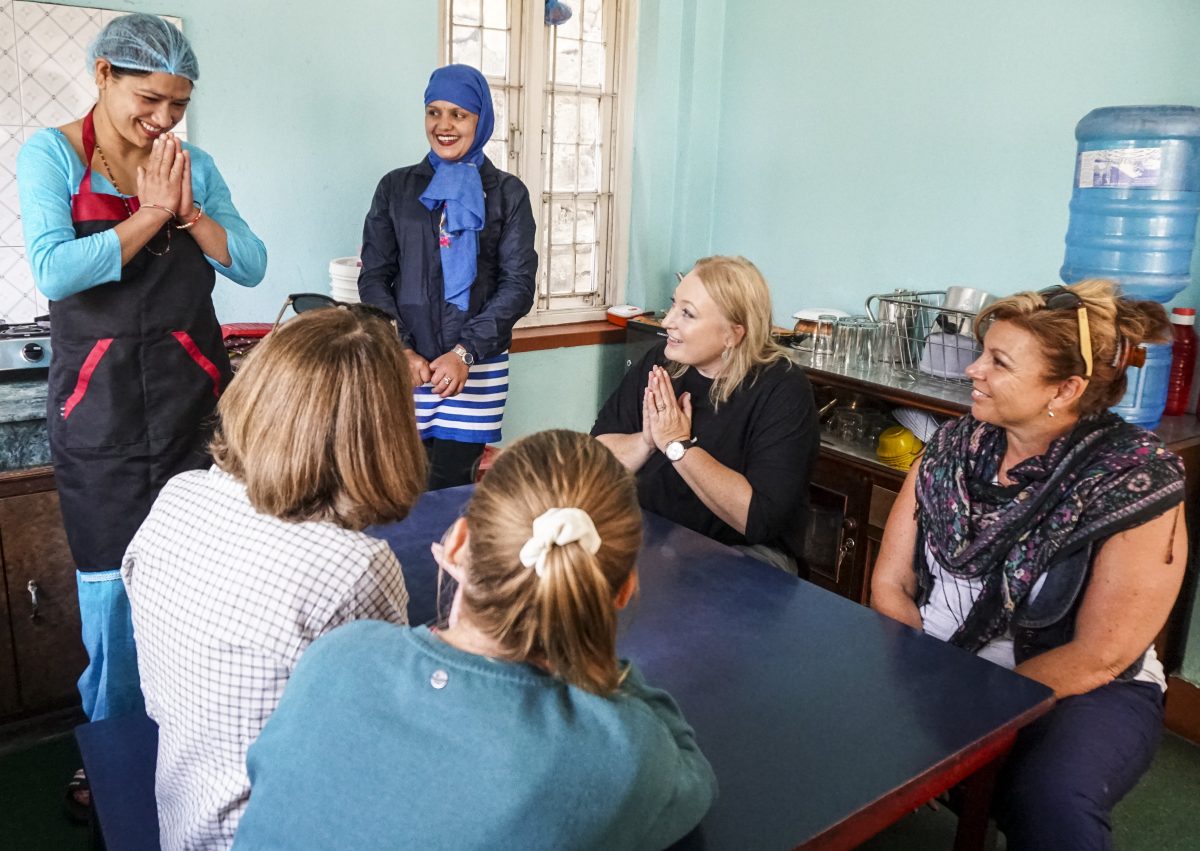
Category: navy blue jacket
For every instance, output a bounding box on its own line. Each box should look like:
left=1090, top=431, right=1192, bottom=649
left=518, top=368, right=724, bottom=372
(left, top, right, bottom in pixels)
left=358, top=156, right=537, bottom=362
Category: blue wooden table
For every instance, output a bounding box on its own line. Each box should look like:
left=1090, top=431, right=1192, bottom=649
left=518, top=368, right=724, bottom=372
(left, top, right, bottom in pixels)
left=78, top=485, right=1053, bottom=850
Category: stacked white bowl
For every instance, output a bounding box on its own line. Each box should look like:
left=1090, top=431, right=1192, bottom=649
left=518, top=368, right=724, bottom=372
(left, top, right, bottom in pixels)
left=329, top=257, right=362, bottom=303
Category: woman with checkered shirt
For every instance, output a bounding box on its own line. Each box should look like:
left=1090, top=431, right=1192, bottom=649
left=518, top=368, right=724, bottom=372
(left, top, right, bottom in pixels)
left=121, top=305, right=426, bottom=850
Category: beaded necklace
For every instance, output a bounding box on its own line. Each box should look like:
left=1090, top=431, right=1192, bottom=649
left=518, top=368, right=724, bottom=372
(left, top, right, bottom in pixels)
left=93, top=138, right=170, bottom=256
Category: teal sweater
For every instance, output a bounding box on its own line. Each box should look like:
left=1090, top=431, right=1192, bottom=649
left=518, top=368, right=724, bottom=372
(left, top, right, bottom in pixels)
left=235, top=622, right=716, bottom=851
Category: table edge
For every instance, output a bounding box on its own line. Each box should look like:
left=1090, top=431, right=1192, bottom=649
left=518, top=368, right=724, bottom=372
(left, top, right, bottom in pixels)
left=797, top=692, right=1056, bottom=850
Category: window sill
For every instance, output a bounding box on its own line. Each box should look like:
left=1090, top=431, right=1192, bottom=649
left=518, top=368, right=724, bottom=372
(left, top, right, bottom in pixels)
left=510, top=321, right=627, bottom=354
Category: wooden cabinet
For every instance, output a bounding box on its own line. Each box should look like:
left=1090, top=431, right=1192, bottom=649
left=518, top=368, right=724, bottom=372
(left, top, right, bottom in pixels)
left=806, top=445, right=903, bottom=603
left=0, top=468, right=86, bottom=730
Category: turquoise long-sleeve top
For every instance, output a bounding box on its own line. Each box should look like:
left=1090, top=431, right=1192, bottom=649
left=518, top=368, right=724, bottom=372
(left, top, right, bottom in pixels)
left=235, top=621, right=717, bottom=851
left=17, top=128, right=267, bottom=300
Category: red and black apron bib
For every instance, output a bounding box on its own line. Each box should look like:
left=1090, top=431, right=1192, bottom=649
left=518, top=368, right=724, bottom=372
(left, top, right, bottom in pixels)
left=50, top=110, right=232, bottom=569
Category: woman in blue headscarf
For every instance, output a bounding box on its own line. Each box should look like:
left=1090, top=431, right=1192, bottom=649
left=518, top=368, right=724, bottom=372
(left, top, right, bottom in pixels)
left=358, top=65, right=537, bottom=488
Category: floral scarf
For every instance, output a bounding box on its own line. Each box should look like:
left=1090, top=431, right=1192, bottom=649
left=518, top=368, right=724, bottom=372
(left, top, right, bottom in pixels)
left=915, top=410, right=1184, bottom=651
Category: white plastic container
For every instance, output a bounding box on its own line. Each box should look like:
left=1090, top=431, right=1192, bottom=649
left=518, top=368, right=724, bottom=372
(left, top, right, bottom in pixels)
left=329, top=257, right=362, bottom=303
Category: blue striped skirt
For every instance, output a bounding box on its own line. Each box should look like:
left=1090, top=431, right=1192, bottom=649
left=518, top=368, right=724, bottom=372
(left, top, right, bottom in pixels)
left=413, top=352, right=508, bottom=444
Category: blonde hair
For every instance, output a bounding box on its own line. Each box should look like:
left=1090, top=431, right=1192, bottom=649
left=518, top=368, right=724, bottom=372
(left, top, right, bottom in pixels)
left=457, top=430, right=642, bottom=695
left=210, top=307, right=427, bottom=529
left=669, top=255, right=791, bottom=407
left=974, top=278, right=1170, bottom=416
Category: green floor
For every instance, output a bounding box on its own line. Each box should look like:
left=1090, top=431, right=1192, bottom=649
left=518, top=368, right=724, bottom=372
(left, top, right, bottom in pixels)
left=1, top=731, right=1198, bottom=849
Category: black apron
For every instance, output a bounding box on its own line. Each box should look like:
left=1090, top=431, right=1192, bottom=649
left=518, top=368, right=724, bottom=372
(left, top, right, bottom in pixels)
left=50, top=110, right=232, bottom=570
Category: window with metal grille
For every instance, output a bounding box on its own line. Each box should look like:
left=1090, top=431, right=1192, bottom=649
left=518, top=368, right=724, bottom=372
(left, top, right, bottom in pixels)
left=442, top=0, right=633, bottom=325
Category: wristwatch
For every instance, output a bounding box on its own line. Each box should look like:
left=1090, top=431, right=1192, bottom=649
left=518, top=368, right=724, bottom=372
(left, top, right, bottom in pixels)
left=452, top=344, right=475, bottom=366
left=665, top=437, right=697, bottom=462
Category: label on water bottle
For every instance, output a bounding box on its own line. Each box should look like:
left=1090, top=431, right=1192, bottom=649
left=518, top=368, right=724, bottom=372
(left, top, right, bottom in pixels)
left=1077, top=147, right=1163, bottom=188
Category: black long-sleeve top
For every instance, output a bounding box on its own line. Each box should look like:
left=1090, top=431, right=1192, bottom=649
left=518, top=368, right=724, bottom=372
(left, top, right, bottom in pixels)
left=357, top=156, right=537, bottom=363
left=592, top=344, right=819, bottom=557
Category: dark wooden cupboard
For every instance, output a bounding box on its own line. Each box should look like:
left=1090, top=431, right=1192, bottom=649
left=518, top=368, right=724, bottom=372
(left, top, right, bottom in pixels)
left=0, top=468, right=86, bottom=735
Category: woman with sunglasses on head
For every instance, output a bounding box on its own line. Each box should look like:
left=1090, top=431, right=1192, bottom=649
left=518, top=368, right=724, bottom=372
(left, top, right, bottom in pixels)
left=358, top=64, right=536, bottom=490
left=15, top=14, right=266, bottom=728
left=871, top=279, right=1186, bottom=849
left=234, top=430, right=715, bottom=851
left=122, top=306, right=426, bottom=849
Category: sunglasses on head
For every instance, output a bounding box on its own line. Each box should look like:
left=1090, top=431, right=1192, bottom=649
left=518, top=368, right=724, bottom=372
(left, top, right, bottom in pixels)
left=271, top=293, right=397, bottom=331
left=1038, top=286, right=1093, bottom=379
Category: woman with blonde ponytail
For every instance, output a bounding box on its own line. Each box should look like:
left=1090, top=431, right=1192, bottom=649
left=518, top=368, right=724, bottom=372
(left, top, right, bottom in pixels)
left=236, top=430, right=716, bottom=851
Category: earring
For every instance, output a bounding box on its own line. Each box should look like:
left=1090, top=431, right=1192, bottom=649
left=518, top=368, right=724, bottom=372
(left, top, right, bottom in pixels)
left=1047, top=406, right=1055, bottom=418
left=721, top=346, right=731, bottom=363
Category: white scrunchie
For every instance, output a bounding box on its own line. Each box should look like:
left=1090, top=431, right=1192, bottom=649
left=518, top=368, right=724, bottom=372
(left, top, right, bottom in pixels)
left=518, top=507, right=602, bottom=578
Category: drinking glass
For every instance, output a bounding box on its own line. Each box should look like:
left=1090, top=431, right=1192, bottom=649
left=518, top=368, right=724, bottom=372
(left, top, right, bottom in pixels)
left=850, top=319, right=883, bottom=370
left=813, top=314, right=838, bottom=360
left=830, top=318, right=856, bottom=368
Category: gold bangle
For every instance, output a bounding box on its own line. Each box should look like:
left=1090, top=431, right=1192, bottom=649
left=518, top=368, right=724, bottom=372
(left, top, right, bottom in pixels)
left=139, top=203, right=175, bottom=220
left=175, top=202, right=203, bottom=230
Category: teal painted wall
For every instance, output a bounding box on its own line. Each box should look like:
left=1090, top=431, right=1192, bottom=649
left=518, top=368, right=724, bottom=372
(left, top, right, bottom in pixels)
left=503, top=342, right=628, bottom=440
left=700, top=0, right=1200, bottom=323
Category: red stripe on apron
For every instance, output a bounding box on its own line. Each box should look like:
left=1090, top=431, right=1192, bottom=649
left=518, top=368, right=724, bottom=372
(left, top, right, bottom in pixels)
left=171, top=330, right=222, bottom=397
left=62, top=338, right=113, bottom=420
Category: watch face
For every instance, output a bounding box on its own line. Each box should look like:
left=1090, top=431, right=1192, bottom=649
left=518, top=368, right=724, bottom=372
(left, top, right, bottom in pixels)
left=666, top=441, right=685, bottom=461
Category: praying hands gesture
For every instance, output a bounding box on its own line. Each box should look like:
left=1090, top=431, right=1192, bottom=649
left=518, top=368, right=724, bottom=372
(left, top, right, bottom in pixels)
left=643, top=365, right=692, bottom=452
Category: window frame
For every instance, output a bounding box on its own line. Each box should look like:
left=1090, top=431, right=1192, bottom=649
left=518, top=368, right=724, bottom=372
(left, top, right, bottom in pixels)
left=439, top=0, right=638, bottom=328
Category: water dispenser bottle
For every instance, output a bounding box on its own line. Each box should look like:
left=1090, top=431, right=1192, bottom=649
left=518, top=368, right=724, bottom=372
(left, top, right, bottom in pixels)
left=1061, top=105, right=1200, bottom=303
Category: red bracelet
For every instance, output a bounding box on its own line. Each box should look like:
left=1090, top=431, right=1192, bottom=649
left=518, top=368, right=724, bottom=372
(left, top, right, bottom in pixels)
left=175, top=202, right=203, bottom=230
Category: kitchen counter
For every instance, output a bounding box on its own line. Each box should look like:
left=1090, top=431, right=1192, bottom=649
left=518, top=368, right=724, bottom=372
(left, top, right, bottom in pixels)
left=0, top=377, right=50, bottom=472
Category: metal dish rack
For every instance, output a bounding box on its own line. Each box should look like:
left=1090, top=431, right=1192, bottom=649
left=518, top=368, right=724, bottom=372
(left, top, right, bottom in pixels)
left=865, top=290, right=983, bottom=386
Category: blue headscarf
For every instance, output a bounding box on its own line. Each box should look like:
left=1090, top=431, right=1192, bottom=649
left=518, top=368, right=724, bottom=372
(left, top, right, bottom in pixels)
left=419, top=65, right=495, bottom=312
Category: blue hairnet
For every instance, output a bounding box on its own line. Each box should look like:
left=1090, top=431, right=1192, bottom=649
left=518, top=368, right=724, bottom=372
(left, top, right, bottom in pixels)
left=87, top=14, right=199, bottom=82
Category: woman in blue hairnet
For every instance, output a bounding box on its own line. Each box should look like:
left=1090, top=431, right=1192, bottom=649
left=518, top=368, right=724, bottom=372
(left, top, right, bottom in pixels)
left=16, top=13, right=267, bottom=738
left=358, top=64, right=537, bottom=489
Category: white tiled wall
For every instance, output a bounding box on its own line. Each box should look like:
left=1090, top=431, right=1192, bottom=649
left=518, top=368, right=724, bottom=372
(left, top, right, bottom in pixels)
left=0, top=3, right=184, bottom=323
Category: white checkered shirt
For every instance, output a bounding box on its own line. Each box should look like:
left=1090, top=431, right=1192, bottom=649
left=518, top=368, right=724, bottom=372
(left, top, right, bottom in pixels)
left=122, top=466, right=409, bottom=851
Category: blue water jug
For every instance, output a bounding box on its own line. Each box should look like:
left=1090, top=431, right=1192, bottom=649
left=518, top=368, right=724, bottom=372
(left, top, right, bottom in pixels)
left=1111, top=341, right=1172, bottom=430
left=1061, top=106, right=1200, bottom=303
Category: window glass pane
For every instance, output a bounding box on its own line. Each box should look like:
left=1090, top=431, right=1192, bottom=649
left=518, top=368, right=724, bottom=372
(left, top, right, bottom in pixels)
left=482, top=29, right=507, bottom=77
left=558, top=5, right=581, bottom=39
left=550, top=201, right=575, bottom=245
left=549, top=245, right=574, bottom=294
left=578, top=97, right=600, bottom=145
left=575, top=201, right=596, bottom=244
left=582, top=0, right=603, bottom=41
left=451, top=25, right=482, bottom=67
left=551, top=94, right=578, bottom=144
left=581, top=41, right=604, bottom=88
left=575, top=245, right=595, bottom=293
left=452, top=0, right=482, bottom=26
left=553, top=36, right=580, bottom=87
left=577, top=144, right=598, bottom=193
left=551, top=144, right=578, bottom=192
left=482, top=0, right=507, bottom=28
left=484, top=138, right=505, bottom=165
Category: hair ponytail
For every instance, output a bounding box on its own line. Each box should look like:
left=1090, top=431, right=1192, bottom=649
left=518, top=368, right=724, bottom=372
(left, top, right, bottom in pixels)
left=535, top=544, right=622, bottom=694
left=459, top=430, right=642, bottom=696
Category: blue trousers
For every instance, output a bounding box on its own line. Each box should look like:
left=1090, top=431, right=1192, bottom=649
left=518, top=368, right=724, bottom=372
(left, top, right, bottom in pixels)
left=77, top=570, right=145, bottom=721
left=993, top=678, right=1164, bottom=851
